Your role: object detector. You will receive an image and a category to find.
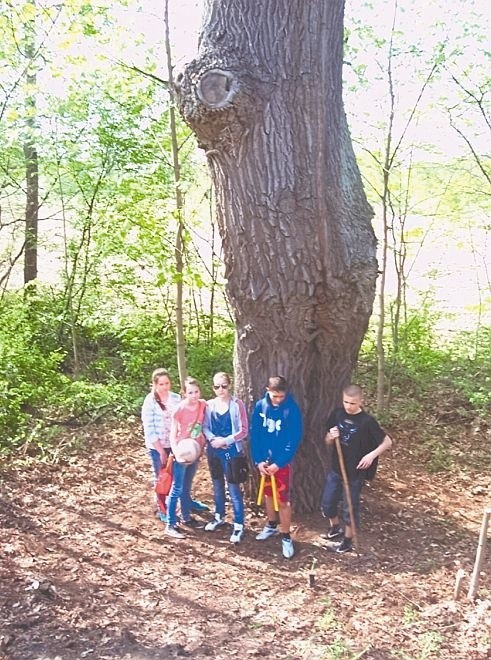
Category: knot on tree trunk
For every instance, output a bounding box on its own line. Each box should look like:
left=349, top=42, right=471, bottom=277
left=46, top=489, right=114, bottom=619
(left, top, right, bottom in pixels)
left=176, top=53, right=259, bottom=155
left=196, top=68, right=237, bottom=109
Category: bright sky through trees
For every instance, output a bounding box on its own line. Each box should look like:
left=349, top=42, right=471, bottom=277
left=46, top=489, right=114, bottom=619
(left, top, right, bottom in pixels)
left=156, top=0, right=489, bottom=324
left=6, top=0, right=488, bottom=323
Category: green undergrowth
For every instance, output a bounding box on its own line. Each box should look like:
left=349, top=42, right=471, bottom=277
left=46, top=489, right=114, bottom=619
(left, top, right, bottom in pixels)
left=356, top=310, right=490, bottom=473
left=0, top=288, right=489, bottom=471
left=0, top=288, right=233, bottom=458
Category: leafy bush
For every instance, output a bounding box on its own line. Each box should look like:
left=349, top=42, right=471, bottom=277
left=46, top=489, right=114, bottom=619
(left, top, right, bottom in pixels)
left=0, top=288, right=235, bottom=456
left=115, top=313, right=180, bottom=390
left=0, top=293, right=68, bottom=452
left=359, top=304, right=490, bottom=421
left=104, top=313, right=234, bottom=400
left=445, top=327, right=491, bottom=409
left=388, top=306, right=448, bottom=392
left=186, top=330, right=234, bottom=397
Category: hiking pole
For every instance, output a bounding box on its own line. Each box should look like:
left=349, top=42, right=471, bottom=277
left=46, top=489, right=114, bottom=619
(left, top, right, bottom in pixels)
left=334, top=436, right=360, bottom=555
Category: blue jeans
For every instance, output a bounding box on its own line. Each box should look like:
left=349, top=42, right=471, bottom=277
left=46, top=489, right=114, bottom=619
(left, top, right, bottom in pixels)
left=207, top=449, right=245, bottom=525
left=148, top=448, right=166, bottom=482
left=167, top=460, right=198, bottom=527
left=321, top=470, right=363, bottom=528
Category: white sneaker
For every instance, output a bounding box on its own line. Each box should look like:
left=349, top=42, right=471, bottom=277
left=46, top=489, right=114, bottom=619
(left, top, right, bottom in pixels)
left=204, top=514, right=226, bottom=532
left=230, top=523, right=244, bottom=544
left=282, top=537, right=295, bottom=559
left=255, top=524, right=279, bottom=540
left=165, top=525, right=185, bottom=539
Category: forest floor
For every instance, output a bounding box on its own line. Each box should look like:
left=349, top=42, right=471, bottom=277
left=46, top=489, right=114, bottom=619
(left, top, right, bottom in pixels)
left=0, top=420, right=490, bottom=660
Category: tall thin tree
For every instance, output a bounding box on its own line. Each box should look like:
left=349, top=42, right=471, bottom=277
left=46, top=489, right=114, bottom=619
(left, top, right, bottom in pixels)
left=164, top=0, right=187, bottom=387
left=23, top=0, right=39, bottom=285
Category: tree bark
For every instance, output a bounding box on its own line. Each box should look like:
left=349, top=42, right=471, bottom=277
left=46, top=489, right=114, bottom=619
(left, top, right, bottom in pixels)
left=177, top=0, right=377, bottom=511
left=23, top=140, right=38, bottom=285
left=23, top=0, right=39, bottom=285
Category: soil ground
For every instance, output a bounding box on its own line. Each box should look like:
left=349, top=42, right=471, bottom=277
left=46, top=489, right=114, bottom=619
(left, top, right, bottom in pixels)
left=1, top=422, right=490, bottom=659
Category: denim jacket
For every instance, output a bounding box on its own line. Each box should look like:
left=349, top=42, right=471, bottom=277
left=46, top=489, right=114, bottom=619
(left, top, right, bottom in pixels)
left=141, top=391, right=181, bottom=449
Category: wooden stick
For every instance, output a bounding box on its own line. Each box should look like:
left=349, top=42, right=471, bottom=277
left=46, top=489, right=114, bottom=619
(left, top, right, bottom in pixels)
left=390, top=587, right=421, bottom=610
left=335, top=436, right=360, bottom=554
left=453, top=568, right=466, bottom=601
left=467, top=508, right=491, bottom=601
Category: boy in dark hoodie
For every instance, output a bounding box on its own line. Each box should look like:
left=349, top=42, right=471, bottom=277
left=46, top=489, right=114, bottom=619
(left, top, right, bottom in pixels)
left=321, top=383, right=392, bottom=553
left=250, top=376, right=303, bottom=558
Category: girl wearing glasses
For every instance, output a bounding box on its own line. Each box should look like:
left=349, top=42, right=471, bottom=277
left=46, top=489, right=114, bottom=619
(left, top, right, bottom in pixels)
left=203, top=372, right=249, bottom=543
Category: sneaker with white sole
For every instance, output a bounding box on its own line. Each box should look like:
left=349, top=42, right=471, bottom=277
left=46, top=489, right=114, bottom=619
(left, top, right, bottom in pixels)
left=281, top=537, right=295, bottom=559
left=204, top=514, right=226, bottom=532
left=165, top=525, right=185, bottom=539
left=255, top=524, right=279, bottom=541
left=230, top=524, right=244, bottom=544
left=320, top=524, right=343, bottom=540
left=336, top=537, right=353, bottom=554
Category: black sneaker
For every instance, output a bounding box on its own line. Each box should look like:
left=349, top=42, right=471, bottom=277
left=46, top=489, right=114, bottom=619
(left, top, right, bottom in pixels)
left=181, top=517, right=204, bottom=529
left=320, top=524, right=343, bottom=540
left=336, top=537, right=353, bottom=554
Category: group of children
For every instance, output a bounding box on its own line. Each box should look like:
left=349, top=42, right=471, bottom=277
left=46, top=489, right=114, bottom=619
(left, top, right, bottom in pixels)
left=141, top=369, right=392, bottom=559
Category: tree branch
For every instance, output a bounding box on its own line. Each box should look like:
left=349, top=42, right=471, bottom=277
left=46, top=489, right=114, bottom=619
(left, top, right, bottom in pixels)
left=114, top=59, right=169, bottom=87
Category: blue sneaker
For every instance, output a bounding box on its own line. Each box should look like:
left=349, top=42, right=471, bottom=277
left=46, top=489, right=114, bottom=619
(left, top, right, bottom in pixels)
left=190, top=500, right=210, bottom=513
left=158, top=512, right=168, bottom=523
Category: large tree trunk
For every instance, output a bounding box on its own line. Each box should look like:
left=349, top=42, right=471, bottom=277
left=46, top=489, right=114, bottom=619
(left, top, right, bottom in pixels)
left=177, top=0, right=377, bottom=511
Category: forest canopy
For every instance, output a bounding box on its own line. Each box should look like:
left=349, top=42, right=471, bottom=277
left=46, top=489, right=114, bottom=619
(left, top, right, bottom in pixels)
left=0, top=0, right=489, bottom=460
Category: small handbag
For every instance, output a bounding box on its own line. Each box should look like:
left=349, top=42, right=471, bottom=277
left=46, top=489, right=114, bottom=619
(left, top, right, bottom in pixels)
left=155, top=454, right=174, bottom=496
left=225, top=453, right=249, bottom=485
left=207, top=453, right=223, bottom=480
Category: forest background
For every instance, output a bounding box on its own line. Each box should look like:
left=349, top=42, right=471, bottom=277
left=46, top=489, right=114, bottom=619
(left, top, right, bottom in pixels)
left=0, top=0, right=489, bottom=469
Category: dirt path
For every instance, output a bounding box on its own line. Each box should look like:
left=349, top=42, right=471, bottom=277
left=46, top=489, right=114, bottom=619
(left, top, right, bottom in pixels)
left=1, top=423, right=490, bottom=659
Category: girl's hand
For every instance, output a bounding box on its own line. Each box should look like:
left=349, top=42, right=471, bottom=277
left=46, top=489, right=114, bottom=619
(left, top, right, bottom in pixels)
left=210, top=437, right=228, bottom=449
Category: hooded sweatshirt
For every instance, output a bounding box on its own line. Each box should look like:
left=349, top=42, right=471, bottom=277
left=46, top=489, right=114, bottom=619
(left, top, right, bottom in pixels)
left=250, top=392, right=302, bottom=468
